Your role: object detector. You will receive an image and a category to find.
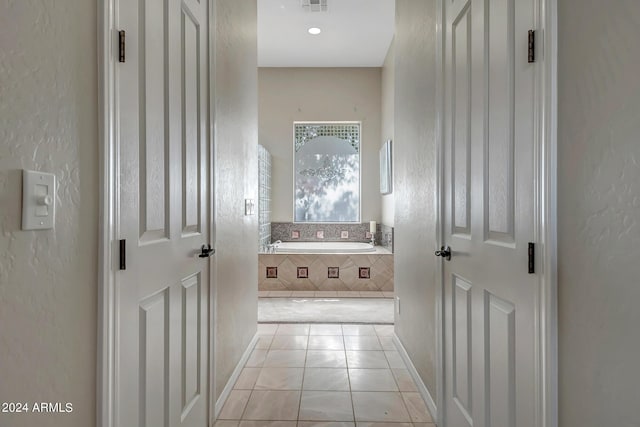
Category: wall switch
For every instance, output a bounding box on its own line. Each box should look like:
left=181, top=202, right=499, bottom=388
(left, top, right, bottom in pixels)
left=396, top=296, right=401, bottom=315
left=22, top=170, right=56, bottom=230
left=245, top=199, right=256, bottom=216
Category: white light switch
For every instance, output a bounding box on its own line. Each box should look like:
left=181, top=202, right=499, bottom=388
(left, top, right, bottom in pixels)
left=22, top=170, right=56, bottom=230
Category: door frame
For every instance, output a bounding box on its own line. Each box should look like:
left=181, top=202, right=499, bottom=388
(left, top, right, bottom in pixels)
left=433, top=0, right=558, bottom=426
left=96, top=0, right=217, bottom=425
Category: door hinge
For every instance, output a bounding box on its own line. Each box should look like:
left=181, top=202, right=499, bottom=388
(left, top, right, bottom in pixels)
left=119, top=239, right=126, bottom=270
left=528, top=30, right=536, bottom=63
left=528, top=242, right=535, bottom=274
left=118, top=30, right=126, bottom=63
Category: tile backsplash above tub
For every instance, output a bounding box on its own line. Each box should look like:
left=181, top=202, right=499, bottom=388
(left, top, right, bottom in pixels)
left=271, top=222, right=393, bottom=251
left=381, top=223, right=394, bottom=253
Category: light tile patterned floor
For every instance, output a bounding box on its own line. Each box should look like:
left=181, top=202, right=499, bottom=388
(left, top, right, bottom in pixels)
left=217, top=323, right=435, bottom=427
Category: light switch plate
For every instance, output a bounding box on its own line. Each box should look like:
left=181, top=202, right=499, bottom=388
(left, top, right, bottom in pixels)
left=22, top=170, right=56, bottom=230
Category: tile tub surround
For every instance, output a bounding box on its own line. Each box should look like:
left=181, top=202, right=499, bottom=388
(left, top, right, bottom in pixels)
left=271, top=222, right=393, bottom=249
left=381, top=223, right=394, bottom=253
left=258, top=144, right=272, bottom=249
left=259, top=253, right=394, bottom=292
left=216, top=323, right=435, bottom=425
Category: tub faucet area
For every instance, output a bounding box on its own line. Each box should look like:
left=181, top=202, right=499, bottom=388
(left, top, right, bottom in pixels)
left=262, top=240, right=282, bottom=254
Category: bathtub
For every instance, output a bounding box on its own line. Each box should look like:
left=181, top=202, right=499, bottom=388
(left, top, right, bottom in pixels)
left=274, top=241, right=376, bottom=254
left=260, top=241, right=393, bottom=292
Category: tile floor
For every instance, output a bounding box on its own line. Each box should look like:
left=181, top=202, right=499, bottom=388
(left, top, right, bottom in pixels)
left=258, top=298, right=394, bottom=324
left=217, top=323, right=435, bottom=427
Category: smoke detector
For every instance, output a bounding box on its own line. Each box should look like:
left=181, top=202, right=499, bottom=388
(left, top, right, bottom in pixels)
left=301, top=0, right=327, bottom=12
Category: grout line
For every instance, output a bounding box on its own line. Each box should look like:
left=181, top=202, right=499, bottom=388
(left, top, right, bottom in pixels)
left=388, top=352, right=404, bottom=394
left=295, top=326, right=311, bottom=422
left=236, top=388, right=253, bottom=421
left=237, top=348, right=254, bottom=422
left=398, top=390, right=415, bottom=423
left=342, top=329, right=357, bottom=423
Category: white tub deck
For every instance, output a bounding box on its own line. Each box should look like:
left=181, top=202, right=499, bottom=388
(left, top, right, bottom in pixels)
left=273, top=241, right=390, bottom=254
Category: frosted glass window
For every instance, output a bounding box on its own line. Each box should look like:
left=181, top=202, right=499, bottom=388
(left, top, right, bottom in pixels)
left=294, top=122, right=360, bottom=223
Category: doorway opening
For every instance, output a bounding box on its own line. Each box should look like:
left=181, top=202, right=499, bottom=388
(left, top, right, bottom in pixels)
left=255, top=0, right=396, bottom=326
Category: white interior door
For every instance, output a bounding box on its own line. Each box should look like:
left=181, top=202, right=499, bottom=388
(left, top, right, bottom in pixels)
left=443, top=0, right=537, bottom=426
left=116, top=0, right=210, bottom=425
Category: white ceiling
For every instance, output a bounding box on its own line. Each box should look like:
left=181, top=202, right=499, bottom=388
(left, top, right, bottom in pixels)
left=258, top=0, right=395, bottom=67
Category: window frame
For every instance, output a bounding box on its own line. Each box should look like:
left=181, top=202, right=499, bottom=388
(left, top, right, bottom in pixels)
left=292, top=121, right=362, bottom=224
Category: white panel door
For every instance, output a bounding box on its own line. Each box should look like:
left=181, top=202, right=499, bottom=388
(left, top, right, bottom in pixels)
left=116, top=0, right=210, bottom=425
left=443, top=0, right=536, bottom=426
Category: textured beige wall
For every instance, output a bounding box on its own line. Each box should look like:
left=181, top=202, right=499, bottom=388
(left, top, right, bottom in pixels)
left=558, top=1, right=640, bottom=426
left=0, top=0, right=260, bottom=420
left=0, top=1, right=98, bottom=426
left=258, top=68, right=382, bottom=224
left=381, top=39, right=395, bottom=227
left=393, top=0, right=438, bottom=395
left=213, top=0, right=259, bottom=400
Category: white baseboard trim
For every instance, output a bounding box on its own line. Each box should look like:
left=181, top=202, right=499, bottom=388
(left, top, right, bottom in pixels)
left=214, top=334, right=259, bottom=418
left=393, top=334, right=438, bottom=422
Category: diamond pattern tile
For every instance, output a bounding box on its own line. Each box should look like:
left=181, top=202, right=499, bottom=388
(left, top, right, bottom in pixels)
left=259, top=253, right=394, bottom=293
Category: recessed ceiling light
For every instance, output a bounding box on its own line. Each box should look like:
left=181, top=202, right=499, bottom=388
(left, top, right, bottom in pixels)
left=308, top=27, right=322, bottom=35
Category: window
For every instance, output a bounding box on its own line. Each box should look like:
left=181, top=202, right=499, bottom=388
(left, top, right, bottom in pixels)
left=294, top=122, right=361, bottom=222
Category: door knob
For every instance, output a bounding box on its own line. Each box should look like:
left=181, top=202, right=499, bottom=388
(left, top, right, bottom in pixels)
left=435, top=246, right=452, bottom=261
left=199, top=244, right=215, bottom=258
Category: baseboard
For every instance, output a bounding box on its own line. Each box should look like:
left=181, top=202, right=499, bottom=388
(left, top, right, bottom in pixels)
left=214, top=334, right=259, bottom=418
left=393, top=334, right=438, bottom=422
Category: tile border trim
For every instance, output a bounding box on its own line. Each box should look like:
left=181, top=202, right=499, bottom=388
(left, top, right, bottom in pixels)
left=297, top=267, right=309, bottom=279
left=328, top=267, right=340, bottom=279
left=266, top=266, right=278, bottom=279
left=358, top=267, right=371, bottom=279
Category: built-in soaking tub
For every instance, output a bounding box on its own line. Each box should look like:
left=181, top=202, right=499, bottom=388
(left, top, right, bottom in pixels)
left=274, top=241, right=377, bottom=254
left=259, top=242, right=393, bottom=293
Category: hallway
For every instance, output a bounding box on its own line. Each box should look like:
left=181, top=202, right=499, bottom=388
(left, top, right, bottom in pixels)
left=3, top=0, right=640, bottom=426
left=216, top=323, right=435, bottom=425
